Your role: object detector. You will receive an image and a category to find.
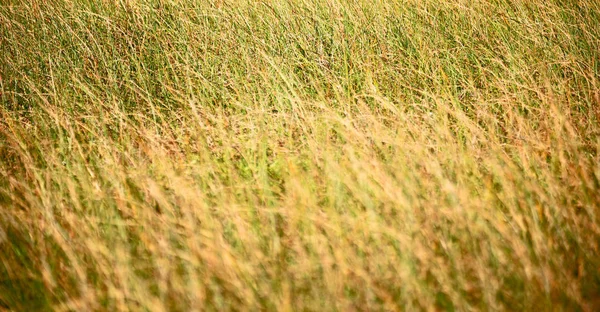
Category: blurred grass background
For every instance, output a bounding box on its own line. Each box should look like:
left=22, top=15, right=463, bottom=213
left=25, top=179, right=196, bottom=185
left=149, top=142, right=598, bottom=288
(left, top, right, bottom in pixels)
left=1, top=0, right=599, bottom=310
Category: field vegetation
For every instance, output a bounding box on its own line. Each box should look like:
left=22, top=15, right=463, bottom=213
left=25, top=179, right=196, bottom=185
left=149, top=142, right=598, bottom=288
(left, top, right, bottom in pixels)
left=1, top=0, right=600, bottom=310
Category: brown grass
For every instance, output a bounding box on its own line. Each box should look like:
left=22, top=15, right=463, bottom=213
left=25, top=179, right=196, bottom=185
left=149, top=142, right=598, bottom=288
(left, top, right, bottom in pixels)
left=1, top=0, right=599, bottom=310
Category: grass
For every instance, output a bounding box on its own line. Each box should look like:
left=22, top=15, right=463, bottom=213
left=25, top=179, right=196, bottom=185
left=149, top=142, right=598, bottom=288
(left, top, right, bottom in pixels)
left=1, top=0, right=599, bottom=310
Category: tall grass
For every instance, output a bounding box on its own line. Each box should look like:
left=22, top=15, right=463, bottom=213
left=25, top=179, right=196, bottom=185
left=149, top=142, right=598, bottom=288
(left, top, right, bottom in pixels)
left=1, top=0, right=599, bottom=310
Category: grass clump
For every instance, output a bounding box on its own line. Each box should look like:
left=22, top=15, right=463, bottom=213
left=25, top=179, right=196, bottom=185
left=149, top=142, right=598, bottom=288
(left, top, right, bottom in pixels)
left=1, top=0, right=599, bottom=310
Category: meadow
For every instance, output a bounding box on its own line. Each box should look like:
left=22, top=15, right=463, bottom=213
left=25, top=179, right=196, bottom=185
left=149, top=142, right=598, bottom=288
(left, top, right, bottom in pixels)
left=1, top=0, right=599, bottom=310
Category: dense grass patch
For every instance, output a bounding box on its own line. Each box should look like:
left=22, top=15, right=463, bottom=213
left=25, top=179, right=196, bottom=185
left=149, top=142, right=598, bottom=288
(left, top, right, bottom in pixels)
left=1, top=0, right=599, bottom=310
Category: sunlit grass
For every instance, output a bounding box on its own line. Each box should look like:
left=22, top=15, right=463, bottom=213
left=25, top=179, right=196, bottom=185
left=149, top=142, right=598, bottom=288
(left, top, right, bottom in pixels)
left=1, top=0, right=599, bottom=310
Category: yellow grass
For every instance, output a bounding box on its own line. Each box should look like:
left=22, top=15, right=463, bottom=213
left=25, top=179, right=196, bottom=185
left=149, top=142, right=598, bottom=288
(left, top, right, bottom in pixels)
left=1, top=0, right=599, bottom=310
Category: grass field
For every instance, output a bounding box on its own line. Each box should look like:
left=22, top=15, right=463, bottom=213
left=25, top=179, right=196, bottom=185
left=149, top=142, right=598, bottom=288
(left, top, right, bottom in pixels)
left=1, top=0, right=599, bottom=310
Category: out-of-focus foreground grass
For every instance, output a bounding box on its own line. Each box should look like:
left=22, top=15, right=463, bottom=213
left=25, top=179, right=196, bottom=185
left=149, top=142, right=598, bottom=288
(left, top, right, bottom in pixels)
left=1, top=0, right=599, bottom=310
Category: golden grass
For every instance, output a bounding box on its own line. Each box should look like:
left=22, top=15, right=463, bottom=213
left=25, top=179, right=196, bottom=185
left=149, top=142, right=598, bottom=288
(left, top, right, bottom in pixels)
left=1, top=0, right=599, bottom=310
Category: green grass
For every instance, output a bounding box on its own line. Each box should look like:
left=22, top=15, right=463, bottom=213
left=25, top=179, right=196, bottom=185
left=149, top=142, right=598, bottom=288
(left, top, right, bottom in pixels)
left=1, top=0, right=599, bottom=310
